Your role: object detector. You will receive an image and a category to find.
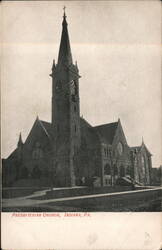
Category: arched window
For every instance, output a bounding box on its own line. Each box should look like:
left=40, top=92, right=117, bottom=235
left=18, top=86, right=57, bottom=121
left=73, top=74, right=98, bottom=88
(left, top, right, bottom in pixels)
left=32, top=142, right=43, bottom=159
left=103, top=147, right=109, bottom=157
left=117, top=142, right=123, bottom=155
left=141, top=155, right=145, bottom=174
left=74, top=80, right=78, bottom=95
left=104, top=164, right=111, bottom=175
left=70, top=80, right=78, bottom=102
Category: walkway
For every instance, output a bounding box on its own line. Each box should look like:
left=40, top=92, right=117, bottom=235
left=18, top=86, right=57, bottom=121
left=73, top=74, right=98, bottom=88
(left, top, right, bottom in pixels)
left=3, top=186, right=162, bottom=208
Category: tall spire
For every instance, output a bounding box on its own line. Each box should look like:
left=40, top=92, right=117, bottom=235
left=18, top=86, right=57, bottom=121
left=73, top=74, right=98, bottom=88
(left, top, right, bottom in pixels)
left=57, top=7, right=73, bottom=67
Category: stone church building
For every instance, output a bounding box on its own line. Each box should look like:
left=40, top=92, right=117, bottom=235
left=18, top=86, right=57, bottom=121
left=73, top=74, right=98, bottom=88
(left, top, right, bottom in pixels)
left=3, top=11, right=152, bottom=188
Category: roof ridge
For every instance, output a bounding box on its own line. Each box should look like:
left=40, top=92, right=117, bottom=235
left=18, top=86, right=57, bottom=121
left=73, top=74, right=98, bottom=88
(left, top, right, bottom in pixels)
left=142, top=143, right=152, bottom=156
left=40, top=120, right=51, bottom=125
left=131, top=145, right=152, bottom=155
left=94, top=121, right=118, bottom=128
left=38, top=120, right=50, bottom=138
left=80, top=117, right=92, bottom=127
left=93, top=121, right=118, bottom=145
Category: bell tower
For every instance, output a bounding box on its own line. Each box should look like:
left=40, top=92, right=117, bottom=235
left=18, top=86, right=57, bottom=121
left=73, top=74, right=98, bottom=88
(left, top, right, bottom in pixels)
left=50, top=9, right=81, bottom=186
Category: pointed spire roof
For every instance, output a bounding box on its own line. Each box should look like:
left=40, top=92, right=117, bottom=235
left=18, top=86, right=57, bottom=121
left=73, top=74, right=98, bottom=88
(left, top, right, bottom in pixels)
left=18, top=132, right=23, bottom=147
left=57, top=7, right=73, bottom=67
left=142, top=136, right=144, bottom=145
left=52, top=59, right=55, bottom=70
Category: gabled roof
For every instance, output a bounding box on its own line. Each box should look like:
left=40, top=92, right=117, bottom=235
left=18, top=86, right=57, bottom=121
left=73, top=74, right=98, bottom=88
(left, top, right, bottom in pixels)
left=142, top=142, right=152, bottom=156
left=39, top=120, right=53, bottom=139
left=7, top=148, right=18, bottom=160
left=38, top=118, right=118, bottom=147
left=130, top=144, right=152, bottom=156
left=80, top=117, right=92, bottom=128
left=24, top=118, right=53, bottom=147
left=93, top=121, right=118, bottom=145
left=80, top=118, right=100, bottom=147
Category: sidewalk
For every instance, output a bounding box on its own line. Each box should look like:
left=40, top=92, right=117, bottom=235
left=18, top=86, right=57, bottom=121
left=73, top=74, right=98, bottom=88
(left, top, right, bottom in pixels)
left=3, top=186, right=161, bottom=208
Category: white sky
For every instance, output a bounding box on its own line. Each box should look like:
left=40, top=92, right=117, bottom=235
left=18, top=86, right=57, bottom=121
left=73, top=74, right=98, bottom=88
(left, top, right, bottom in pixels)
left=1, top=1, right=161, bottom=168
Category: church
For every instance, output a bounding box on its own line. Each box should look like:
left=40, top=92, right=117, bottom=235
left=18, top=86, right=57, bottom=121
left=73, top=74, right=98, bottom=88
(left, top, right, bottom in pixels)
left=3, top=10, right=152, bottom=188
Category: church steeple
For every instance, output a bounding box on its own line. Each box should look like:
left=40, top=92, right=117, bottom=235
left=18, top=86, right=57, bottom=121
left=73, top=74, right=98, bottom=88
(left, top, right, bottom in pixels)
left=57, top=7, right=73, bottom=67
left=51, top=9, right=81, bottom=187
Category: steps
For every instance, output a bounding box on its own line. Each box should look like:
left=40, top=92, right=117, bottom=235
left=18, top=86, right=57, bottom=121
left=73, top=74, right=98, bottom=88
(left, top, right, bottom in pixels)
left=116, top=177, right=143, bottom=186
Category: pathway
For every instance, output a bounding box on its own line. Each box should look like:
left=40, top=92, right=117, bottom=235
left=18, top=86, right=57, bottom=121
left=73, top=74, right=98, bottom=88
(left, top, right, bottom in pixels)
left=3, top=186, right=161, bottom=208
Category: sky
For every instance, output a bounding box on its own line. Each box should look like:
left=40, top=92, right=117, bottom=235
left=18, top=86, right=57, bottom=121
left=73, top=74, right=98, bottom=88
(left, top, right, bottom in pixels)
left=1, top=1, right=161, bottom=168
